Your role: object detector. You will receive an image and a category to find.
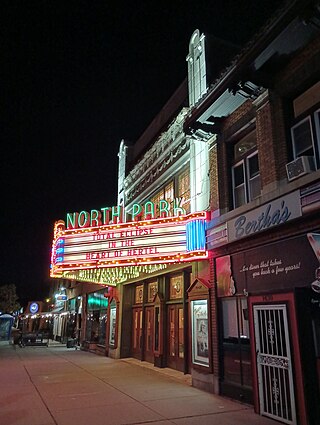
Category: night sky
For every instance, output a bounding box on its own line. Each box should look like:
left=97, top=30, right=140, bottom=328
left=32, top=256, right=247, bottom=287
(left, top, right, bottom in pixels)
left=2, top=0, right=282, bottom=306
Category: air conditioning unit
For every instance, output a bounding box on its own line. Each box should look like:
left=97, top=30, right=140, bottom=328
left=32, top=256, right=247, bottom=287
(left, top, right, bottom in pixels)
left=285, top=156, right=315, bottom=181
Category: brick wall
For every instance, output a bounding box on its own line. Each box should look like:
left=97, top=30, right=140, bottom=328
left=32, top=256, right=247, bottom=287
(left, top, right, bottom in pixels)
left=256, top=91, right=288, bottom=187
left=223, top=100, right=253, bottom=132
left=269, top=91, right=288, bottom=181
left=275, top=36, right=320, bottom=97
left=209, top=144, right=219, bottom=211
left=218, top=101, right=256, bottom=212
left=209, top=256, right=219, bottom=378
left=217, top=137, right=230, bottom=213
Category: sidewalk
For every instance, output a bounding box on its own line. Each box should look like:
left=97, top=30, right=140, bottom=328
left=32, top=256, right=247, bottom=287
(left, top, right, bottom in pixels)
left=47, top=338, right=67, bottom=348
left=0, top=341, right=276, bottom=425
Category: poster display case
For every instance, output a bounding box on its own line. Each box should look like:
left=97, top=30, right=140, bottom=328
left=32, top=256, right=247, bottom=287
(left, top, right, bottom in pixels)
left=109, top=303, right=117, bottom=347
left=191, top=299, right=209, bottom=366
left=187, top=278, right=212, bottom=370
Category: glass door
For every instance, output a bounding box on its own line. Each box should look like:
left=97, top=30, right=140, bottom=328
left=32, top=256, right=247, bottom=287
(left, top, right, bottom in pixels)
left=144, top=306, right=154, bottom=363
left=132, top=307, right=143, bottom=359
left=167, top=304, right=184, bottom=371
left=220, top=297, right=252, bottom=403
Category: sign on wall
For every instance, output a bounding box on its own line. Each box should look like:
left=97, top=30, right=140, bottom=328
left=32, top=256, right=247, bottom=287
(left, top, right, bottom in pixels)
left=29, top=302, right=39, bottom=314
left=227, top=191, right=301, bottom=243
left=26, top=302, right=43, bottom=315
left=50, top=212, right=208, bottom=282
left=216, top=232, right=320, bottom=295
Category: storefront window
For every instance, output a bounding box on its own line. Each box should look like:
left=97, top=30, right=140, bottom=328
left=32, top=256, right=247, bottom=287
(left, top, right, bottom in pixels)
left=98, top=311, right=107, bottom=345
left=86, top=310, right=100, bottom=342
left=66, top=313, right=76, bottom=339
left=68, top=298, right=76, bottom=312
left=65, top=298, right=77, bottom=339
left=222, top=299, right=238, bottom=340
left=86, top=290, right=108, bottom=344
left=221, top=297, right=251, bottom=387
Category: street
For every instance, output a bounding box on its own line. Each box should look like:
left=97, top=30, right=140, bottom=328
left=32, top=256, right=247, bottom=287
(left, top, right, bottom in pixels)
left=0, top=341, right=276, bottom=425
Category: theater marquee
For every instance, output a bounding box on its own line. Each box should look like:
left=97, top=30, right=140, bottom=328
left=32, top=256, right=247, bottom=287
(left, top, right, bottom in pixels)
left=50, top=211, right=208, bottom=284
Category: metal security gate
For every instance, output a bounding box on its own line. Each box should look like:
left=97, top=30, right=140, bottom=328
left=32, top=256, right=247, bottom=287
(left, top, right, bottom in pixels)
left=253, top=304, right=296, bottom=425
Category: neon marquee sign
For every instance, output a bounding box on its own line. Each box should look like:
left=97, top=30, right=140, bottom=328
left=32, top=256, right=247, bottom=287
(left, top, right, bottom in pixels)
left=50, top=211, right=208, bottom=281
left=65, top=198, right=186, bottom=229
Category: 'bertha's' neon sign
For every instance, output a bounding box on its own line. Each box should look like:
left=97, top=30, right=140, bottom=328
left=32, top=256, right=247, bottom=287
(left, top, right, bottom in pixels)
left=50, top=211, right=208, bottom=279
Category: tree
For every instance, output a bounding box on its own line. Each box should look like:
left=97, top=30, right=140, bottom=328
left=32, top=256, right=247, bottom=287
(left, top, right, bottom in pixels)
left=0, top=284, right=21, bottom=314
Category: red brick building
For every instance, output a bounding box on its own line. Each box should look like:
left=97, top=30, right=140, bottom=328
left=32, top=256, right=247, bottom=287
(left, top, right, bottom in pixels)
left=185, top=1, right=320, bottom=424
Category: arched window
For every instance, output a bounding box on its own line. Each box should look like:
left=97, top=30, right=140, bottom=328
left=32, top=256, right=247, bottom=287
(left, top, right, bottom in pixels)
left=186, top=30, right=207, bottom=107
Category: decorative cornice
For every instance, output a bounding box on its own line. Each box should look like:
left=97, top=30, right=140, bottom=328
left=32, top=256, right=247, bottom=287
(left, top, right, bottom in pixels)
left=124, top=108, right=190, bottom=201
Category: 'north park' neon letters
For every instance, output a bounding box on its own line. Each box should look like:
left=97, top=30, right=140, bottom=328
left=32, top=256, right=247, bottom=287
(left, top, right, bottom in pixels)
left=66, top=199, right=186, bottom=230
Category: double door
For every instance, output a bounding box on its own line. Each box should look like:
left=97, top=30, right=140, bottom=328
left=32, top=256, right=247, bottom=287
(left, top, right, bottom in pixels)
left=132, top=304, right=185, bottom=371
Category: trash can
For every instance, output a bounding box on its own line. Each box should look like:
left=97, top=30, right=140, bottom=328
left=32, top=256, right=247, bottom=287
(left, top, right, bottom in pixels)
left=11, top=327, right=22, bottom=345
left=67, top=338, right=75, bottom=348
